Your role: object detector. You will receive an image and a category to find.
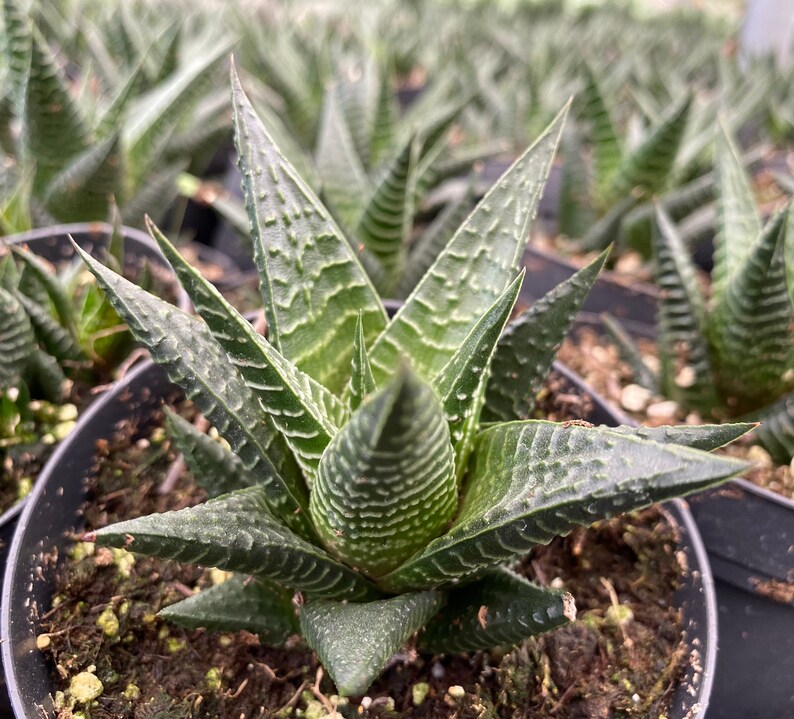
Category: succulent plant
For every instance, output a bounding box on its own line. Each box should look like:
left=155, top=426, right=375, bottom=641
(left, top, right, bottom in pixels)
left=605, top=124, right=794, bottom=463
left=76, top=66, right=748, bottom=697
left=0, top=0, right=231, bottom=232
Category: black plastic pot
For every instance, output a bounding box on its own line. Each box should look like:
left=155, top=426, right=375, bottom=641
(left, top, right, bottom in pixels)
left=569, top=312, right=794, bottom=715
left=1, top=358, right=717, bottom=717
left=0, top=222, right=186, bottom=588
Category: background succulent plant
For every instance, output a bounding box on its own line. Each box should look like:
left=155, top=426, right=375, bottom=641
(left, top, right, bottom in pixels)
left=605, top=124, right=794, bottom=463
left=75, top=66, right=749, bottom=697
left=0, top=0, right=231, bottom=233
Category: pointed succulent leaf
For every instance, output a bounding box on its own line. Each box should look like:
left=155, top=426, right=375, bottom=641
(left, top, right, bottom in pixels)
left=74, top=245, right=313, bottom=538
left=159, top=575, right=298, bottom=645
left=0, top=286, right=34, bottom=387
left=606, top=422, right=757, bottom=452
left=42, top=134, right=122, bottom=223
left=419, top=567, right=575, bottom=653
left=435, top=272, right=523, bottom=476
left=310, top=366, right=456, bottom=577
left=368, top=68, right=397, bottom=169
left=231, top=65, right=387, bottom=396
left=711, top=206, right=794, bottom=410
left=712, top=121, right=761, bottom=299
left=121, top=163, right=184, bottom=228
left=354, top=134, right=417, bottom=296
left=17, top=24, right=89, bottom=190
left=380, top=421, right=747, bottom=591
left=751, top=394, right=794, bottom=464
left=300, top=591, right=442, bottom=696
left=581, top=63, right=622, bottom=206
left=165, top=409, right=257, bottom=498
left=146, top=219, right=344, bottom=478
left=94, top=487, right=379, bottom=601
left=9, top=245, right=77, bottom=340
left=12, top=290, right=83, bottom=361
left=579, top=195, right=638, bottom=253
left=27, top=348, right=66, bottom=401
left=601, top=313, right=659, bottom=393
left=94, top=56, right=146, bottom=138
left=609, top=95, right=691, bottom=203
left=369, top=103, right=569, bottom=383
left=347, top=313, right=376, bottom=411
left=483, top=250, right=608, bottom=422
left=314, top=83, right=368, bottom=227
left=653, top=206, right=718, bottom=414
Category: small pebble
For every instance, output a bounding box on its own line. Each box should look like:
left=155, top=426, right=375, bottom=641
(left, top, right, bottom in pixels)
left=412, top=682, right=430, bottom=706
left=620, top=384, right=652, bottom=413
left=69, top=672, right=103, bottom=703
left=447, top=685, right=465, bottom=700
left=747, top=445, right=773, bottom=469
left=646, top=400, right=679, bottom=420
left=35, top=634, right=51, bottom=650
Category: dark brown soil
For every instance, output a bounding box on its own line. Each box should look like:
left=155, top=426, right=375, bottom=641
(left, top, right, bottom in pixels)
left=558, top=326, right=794, bottom=499
left=40, top=383, right=687, bottom=719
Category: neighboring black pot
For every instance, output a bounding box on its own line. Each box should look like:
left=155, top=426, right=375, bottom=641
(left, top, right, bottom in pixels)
left=521, top=244, right=658, bottom=333
left=1, top=358, right=717, bottom=717
left=570, top=312, right=794, bottom=715
left=0, top=223, right=187, bottom=581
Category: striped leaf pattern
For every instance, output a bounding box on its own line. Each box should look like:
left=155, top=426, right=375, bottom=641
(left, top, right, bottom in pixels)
left=419, top=567, right=574, bottom=653
left=601, top=314, right=659, bottom=393
left=354, top=135, right=417, bottom=296
left=310, top=367, right=456, bottom=577
left=380, top=421, right=745, bottom=591
left=712, top=122, right=761, bottom=300
left=13, top=290, right=83, bottom=362
left=160, top=575, right=298, bottom=646
left=165, top=409, right=257, bottom=498
left=75, top=245, right=314, bottom=538
left=232, top=66, right=387, bottom=397
left=752, top=394, right=794, bottom=464
left=434, top=273, right=523, bottom=476
left=484, top=250, right=608, bottom=422
left=653, top=206, right=718, bottom=414
left=94, top=487, right=380, bottom=601
left=0, top=287, right=34, bottom=387
left=609, top=94, right=691, bottom=204
left=369, top=103, right=569, bottom=384
left=146, top=219, right=345, bottom=478
left=300, top=591, right=442, bottom=697
left=711, top=207, right=794, bottom=411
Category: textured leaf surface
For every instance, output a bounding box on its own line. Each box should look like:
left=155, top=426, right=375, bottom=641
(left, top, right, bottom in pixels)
left=558, top=128, right=594, bottom=239
left=653, top=207, right=717, bottom=413
left=311, top=367, right=456, bottom=577
left=419, top=567, right=574, bottom=653
left=752, top=394, right=794, bottom=464
left=347, top=313, right=376, bottom=411
left=484, top=250, right=608, bottom=422
left=160, top=575, right=298, bottom=645
left=300, top=591, right=442, bottom=696
left=610, top=95, right=690, bottom=203
left=147, top=219, right=345, bottom=478
left=232, top=66, right=387, bottom=395
left=165, top=409, right=256, bottom=498
left=95, top=487, right=378, bottom=601
left=0, top=287, right=34, bottom=387
left=435, top=273, right=522, bottom=476
left=712, top=122, right=761, bottom=299
left=381, top=421, right=746, bottom=591
left=582, top=64, right=621, bottom=207
left=75, top=245, right=313, bottom=538
left=13, top=290, right=83, bottom=361
left=369, top=104, right=568, bottom=383
left=354, top=135, right=416, bottom=295
left=606, top=422, right=756, bottom=451
left=711, top=207, right=794, bottom=411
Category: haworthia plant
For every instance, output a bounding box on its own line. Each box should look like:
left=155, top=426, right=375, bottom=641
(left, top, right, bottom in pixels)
left=79, top=67, right=750, bottom=697
left=607, top=125, right=794, bottom=463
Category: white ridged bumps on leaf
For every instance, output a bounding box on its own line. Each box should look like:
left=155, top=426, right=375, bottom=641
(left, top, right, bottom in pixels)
left=94, top=487, right=380, bottom=601
left=380, top=421, right=747, bottom=592
left=310, top=366, right=457, bottom=577
left=231, top=64, right=387, bottom=397
left=0, top=287, right=35, bottom=387
left=300, top=591, right=443, bottom=696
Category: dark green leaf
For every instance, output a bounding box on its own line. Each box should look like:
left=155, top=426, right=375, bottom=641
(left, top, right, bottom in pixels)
left=347, top=312, right=376, bottom=412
